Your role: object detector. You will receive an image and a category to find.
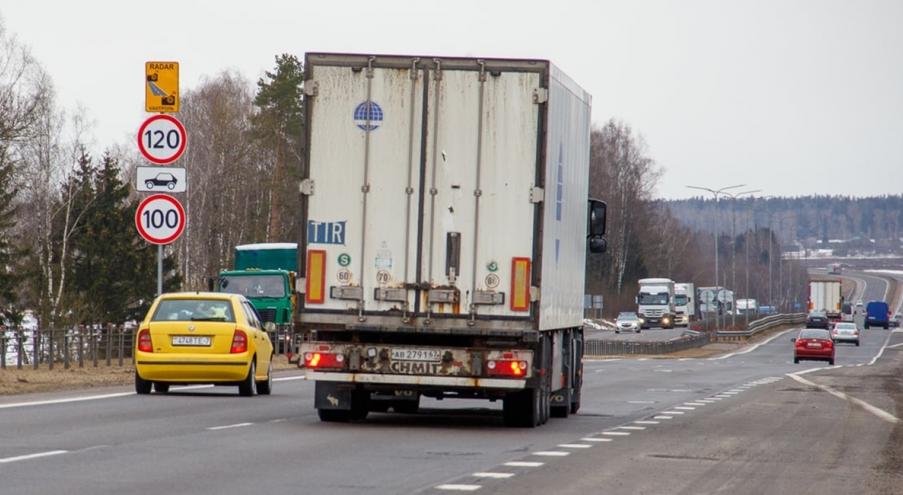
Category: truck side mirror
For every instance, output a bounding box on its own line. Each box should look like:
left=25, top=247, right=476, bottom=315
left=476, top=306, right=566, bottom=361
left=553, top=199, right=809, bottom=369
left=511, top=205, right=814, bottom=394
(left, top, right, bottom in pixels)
left=588, top=199, right=607, bottom=237
left=589, top=237, right=607, bottom=253
left=206, top=277, right=215, bottom=292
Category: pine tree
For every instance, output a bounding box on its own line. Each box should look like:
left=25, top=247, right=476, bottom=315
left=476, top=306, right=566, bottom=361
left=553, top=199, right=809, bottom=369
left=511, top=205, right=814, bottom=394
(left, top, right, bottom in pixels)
left=0, top=151, right=20, bottom=312
left=253, top=54, right=304, bottom=241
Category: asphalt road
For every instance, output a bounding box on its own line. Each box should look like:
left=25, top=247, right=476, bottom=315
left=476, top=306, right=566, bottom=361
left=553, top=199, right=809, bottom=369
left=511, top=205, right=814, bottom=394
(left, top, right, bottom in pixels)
left=1, top=287, right=901, bottom=494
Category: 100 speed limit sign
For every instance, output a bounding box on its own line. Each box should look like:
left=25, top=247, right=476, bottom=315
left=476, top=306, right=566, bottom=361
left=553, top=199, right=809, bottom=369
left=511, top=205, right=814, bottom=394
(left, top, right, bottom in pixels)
left=137, top=114, right=187, bottom=165
left=135, top=194, right=186, bottom=245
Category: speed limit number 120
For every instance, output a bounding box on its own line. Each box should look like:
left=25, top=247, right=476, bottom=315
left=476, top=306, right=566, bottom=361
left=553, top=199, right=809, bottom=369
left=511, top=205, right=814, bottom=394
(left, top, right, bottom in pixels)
left=135, top=194, right=186, bottom=245
left=137, top=114, right=187, bottom=165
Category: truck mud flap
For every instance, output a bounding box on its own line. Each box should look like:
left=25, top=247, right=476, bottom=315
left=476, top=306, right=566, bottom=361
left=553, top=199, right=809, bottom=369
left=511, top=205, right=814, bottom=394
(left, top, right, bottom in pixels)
left=315, top=381, right=354, bottom=410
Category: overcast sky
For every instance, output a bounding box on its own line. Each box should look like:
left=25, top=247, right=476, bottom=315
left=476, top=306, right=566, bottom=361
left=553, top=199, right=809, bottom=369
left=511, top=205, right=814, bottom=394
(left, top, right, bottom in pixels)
left=1, top=0, right=901, bottom=198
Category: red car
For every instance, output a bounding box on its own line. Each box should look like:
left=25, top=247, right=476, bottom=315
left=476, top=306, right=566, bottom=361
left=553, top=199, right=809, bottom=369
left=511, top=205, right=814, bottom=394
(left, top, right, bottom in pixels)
left=793, top=329, right=835, bottom=365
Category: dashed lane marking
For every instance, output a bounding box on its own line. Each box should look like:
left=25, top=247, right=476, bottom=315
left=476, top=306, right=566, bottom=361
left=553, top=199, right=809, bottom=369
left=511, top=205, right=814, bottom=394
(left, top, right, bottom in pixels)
left=273, top=375, right=307, bottom=382
left=532, top=451, right=570, bottom=456
left=634, top=420, right=659, bottom=424
left=558, top=444, right=592, bottom=448
left=697, top=399, right=717, bottom=403
left=436, top=484, right=482, bottom=491
left=661, top=411, right=685, bottom=415
left=653, top=415, right=673, bottom=419
left=602, top=431, right=631, bottom=436
left=206, top=422, right=253, bottom=431
left=674, top=406, right=695, bottom=410
left=504, top=461, right=544, bottom=467
left=684, top=402, right=707, bottom=406
left=787, top=373, right=899, bottom=424
left=0, top=450, right=68, bottom=464
left=581, top=437, right=613, bottom=442
left=618, top=426, right=646, bottom=430
left=473, top=473, right=514, bottom=479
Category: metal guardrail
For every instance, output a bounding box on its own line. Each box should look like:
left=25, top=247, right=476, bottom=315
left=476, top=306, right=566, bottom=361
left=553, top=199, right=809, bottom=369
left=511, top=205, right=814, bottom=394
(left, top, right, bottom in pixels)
left=584, top=331, right=711, bottom=356
left=715, top=313, right=806, bottom=342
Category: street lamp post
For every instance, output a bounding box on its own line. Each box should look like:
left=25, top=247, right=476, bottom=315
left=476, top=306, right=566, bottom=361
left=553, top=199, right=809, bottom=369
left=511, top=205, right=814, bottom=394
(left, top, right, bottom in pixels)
left=721, top=189, right=761, bottom=327
left=686, top=184, right=746, bottom=330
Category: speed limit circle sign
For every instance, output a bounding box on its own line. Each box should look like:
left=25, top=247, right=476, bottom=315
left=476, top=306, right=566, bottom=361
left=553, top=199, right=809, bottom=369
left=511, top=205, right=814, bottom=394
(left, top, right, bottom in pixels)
left=137, top=114, right=187, bottom=165
left=135, top=194, right=186, bottom=245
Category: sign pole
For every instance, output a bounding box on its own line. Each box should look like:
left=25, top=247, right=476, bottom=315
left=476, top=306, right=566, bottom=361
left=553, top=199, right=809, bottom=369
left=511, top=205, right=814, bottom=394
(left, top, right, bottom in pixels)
left=157, top=245, right=163, bottom=296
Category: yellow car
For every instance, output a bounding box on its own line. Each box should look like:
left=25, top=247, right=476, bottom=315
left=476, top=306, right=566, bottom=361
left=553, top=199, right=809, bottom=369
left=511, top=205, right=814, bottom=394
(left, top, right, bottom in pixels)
left=135, top=292, right=274, bottom=396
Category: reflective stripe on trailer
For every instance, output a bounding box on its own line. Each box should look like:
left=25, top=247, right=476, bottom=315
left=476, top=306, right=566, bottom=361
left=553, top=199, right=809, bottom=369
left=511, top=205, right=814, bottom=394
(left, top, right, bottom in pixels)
left=303, top=370, right=526, bottom=389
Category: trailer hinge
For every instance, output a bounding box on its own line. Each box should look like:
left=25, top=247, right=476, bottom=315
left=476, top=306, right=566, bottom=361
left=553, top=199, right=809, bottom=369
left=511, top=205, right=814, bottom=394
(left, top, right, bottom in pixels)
left=530, top=286, right=540, bottom=302
left=530, top=186, right=544, bottom=203
left=532, top=88, right=548, bottom=104
left=303, top=82, right=319, bottom=97
left=299, top=178, right=315, bottom=196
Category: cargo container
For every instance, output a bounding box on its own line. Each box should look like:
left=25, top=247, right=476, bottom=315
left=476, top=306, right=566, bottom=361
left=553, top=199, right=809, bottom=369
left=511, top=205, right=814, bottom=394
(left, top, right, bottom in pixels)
left=808, top=279, right=843, bottom=320
left=295, top=53, right=606, bottom=427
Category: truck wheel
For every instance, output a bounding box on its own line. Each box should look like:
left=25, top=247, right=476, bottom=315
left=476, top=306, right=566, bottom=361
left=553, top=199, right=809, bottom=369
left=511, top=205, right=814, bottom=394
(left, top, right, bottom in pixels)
left=570, top=398, right=581, bottom=415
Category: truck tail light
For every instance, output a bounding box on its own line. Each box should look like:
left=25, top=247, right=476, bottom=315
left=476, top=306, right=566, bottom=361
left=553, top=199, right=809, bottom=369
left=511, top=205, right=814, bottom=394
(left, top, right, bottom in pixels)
left=486, top=360, right=529, bottom=377
left=137, top=329, right=153, bottom=353
left=302, top=352, right=344, bottom=369
left=230, top=330, right=248, bottom=354
left=510, top=258, right=531, bottom=311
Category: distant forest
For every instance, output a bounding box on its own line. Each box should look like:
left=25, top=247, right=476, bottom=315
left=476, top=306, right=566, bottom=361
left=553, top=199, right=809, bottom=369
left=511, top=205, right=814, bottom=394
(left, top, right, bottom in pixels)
left=665, top=196, right=903, bottom=254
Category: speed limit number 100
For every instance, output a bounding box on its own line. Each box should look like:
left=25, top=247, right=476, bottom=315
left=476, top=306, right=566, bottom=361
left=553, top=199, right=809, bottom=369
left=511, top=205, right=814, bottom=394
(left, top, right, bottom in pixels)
left=137, top=114, right=187, bottom=165
left=135, top=194, right=186, bottom=245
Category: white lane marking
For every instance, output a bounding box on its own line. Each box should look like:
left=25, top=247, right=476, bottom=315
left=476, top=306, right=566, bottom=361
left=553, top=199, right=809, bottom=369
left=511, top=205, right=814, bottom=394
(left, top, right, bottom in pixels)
left=670, top=389, right=692, bottom=392
left=581, top=437, right=613, bottom=442
left=885, top=342, right=903, bottom=349
left=867, top=331, right=896, bottom=366
left=473, top=472, right=514, bottom=479
left=602, top=431, right=631, bottom=436
left=634, top=420, right=659, bottom=424
left=206, top=422, right=253, bottom=431
left=0, top=392, right=134, bottom=410
left=707, top=397, right=724, bottom=401
left=628, top=400, right=656, bottom=404
left=787, top=374, right=899, bottom=424
left=697, top=399, right=717, bottom=403
left=559, top=444, right=592, bottom=448
left=710, top=327, right=797, bottom=360
left=653, top=415, right=673, bottom=419
left=654, top=369, right=673, bottom=373
left=684, top=402, right=707, bottom=406
left=273, top=375, right=307, bottom=382
left=661, top=411, right=685, bottom=415
left=436, top=484, right=481, bottom=491
left=0, top=450, right=68, bottom=464
left=618, top=426, right=646, bottom=430
left=678, top=358, right=694, bottom=361
left=532, top=451, right=569, bottom=456
left=792, top=366, right=829, bottom=376
left=268, top=418, right=287, bottom=423
left=504, top=461, right=543, bottom=467
left=674, top=406, right=695, bottom=410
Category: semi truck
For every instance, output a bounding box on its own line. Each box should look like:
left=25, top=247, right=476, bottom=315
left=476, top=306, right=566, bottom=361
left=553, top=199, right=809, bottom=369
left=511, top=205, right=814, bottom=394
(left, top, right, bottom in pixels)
left=808, top=279, right=843, bottom=320
left=736, top=298, right=758, bottom=316
left=295, top=53, right=607, bottom=427
left=673, top=282, right=695, bottom=326
left=216, top=243, right=298, bottom=331
left=636, top=278, right=675, bottom=329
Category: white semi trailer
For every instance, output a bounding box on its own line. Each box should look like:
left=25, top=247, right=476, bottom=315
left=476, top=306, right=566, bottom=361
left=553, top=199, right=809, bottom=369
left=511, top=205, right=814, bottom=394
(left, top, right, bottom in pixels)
left=295, top=53, right=607, bottom=427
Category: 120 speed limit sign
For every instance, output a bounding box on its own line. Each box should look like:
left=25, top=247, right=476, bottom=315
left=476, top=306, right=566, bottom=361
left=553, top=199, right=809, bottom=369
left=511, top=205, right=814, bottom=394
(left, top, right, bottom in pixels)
left=135, top=194, right=186, bottom=245
left=137, top=114, right=187, bottom=165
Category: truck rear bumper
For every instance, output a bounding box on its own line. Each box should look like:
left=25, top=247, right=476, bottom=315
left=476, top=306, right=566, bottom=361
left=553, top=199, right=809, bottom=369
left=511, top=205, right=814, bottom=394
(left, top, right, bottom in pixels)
left=303, top=370, right=526, bottom=390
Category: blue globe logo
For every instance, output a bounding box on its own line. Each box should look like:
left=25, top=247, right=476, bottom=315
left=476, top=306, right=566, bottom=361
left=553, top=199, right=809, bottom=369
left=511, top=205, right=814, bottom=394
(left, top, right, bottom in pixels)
left=353, top=101, right=383, bottom=131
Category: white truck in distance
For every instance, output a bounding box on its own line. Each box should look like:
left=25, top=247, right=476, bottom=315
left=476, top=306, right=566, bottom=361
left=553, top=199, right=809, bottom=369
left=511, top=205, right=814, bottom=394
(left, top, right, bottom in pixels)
left=809, top=279, right=843, bottom=320
left=736, top=298, right=758, bottom=316
left=637, top=278, right=675, bottom=329
left=673, top=282, right=695, bottom=326
left=295, top=53, right=607, bottom=428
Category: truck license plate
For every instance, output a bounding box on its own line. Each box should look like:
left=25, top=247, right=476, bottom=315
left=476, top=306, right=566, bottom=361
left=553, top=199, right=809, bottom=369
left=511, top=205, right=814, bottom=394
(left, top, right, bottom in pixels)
left=172, top=336, right=211, bottom=346
left=391, top=348, right=441, bottom=362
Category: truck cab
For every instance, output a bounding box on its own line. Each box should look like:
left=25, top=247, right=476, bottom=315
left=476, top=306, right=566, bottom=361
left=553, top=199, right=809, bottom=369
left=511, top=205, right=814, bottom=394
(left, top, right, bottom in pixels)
left=673, top=283, right=695, bottom=327
left=637, top=278, right=675, bottom=329
left=216, top=243, right=298, bottom=330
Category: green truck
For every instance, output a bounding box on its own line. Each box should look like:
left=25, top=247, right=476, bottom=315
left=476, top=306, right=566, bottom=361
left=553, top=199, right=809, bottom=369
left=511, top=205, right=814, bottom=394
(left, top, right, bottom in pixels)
left=216, top=243, right=298, bottom=337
